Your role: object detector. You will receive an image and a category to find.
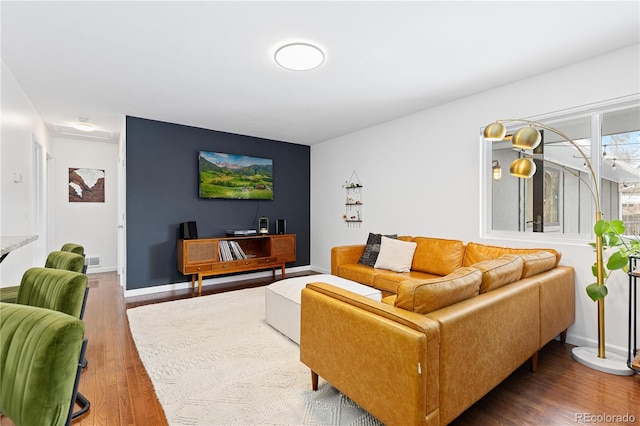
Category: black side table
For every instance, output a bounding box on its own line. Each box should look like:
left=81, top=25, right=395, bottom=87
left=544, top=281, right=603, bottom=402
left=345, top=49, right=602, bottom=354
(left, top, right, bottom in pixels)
left=627, top=256, right=640, bottom=372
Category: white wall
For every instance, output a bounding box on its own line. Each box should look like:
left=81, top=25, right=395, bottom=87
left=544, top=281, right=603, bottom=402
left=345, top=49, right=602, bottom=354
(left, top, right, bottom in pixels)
left=1, top=60, right=52, bottom=285
left=1, top=59, right=119, bottom=282
left=53, top=138, right=118, bottom=273
left=311, top=44, right=640, bottom=356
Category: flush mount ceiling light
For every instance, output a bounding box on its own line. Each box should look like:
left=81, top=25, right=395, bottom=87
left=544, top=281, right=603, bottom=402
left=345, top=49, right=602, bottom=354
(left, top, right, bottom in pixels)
left=73, top=117, right=95, bottom=132
left=274, top=43, right=324, bottom=71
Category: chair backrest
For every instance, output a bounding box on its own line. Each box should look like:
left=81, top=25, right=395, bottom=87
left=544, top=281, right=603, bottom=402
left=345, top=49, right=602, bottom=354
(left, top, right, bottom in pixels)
left=0, top=302, right=85, bottom=426
left=60, top=243, right=85, bottom=256
left=45, top=251, right=85, bottom=273
left=16, top=267, right=88, bottom=319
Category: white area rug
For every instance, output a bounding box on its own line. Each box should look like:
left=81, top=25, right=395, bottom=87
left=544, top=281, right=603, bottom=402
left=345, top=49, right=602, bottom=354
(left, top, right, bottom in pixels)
left=127, top=286, right=383, bottom=425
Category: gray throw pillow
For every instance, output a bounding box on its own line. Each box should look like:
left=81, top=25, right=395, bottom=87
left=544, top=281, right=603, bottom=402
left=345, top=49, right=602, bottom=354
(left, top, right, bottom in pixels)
left=358, top=233, right=397, bottom=267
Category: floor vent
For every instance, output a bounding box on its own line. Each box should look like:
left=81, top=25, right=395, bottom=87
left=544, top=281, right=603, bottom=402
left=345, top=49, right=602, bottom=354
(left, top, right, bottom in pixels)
left=87, top=256, right=101, bottom=268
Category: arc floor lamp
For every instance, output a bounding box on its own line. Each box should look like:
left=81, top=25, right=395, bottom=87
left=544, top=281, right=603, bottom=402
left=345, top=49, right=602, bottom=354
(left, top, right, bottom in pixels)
left=484, top=118, right=633, bottom=376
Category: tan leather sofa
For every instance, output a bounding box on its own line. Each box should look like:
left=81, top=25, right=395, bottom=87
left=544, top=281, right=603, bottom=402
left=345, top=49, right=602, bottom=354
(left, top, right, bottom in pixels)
left=300, top=237, right=575, bottom=426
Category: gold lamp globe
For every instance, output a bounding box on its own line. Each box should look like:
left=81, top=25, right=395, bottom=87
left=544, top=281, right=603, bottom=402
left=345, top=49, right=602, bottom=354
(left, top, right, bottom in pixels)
left=510, top=158, right=536, bottom=178
left=483, top=122, right=506, bottom=141
left=512, top=126, right=542, bottom=150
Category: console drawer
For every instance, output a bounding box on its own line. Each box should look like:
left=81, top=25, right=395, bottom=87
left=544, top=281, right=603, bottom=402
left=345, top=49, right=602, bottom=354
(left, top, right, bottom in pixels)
left=183, top=264, right=213, bottom=274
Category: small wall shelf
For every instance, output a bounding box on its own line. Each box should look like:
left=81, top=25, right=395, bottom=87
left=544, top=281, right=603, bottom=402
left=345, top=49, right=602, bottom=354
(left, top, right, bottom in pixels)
left=343, top=170, right=363, bottom=228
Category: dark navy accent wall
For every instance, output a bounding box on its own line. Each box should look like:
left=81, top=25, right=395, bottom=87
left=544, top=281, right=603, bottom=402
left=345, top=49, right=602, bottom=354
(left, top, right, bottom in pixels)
left=126, top=116, right=310, bottom=290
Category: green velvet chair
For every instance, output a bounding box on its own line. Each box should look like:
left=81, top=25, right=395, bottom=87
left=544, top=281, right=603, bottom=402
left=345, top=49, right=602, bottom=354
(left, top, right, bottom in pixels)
left=15, top=267, right=87, bottom=318
left=14, top=267, right=91, bottom=420
left=60, top=243, right=85, bottom=257
left=0, top=302, right=87, bottom=426
left=60, top=243, right=87, bottom=274
left=44, top=251, right=85, bottom=274
left=0, top=286, right=20, bottom=304
left=0, top=250, right=85, bottom=304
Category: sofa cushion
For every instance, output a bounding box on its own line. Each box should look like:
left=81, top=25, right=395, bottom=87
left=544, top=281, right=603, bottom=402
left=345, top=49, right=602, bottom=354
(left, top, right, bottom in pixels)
left=373, top=270, right=441, bottom=295
left=462, top=242, right=561, bottom=268
left=520, top=251, right=557, bottom=278
left=472, top=254, right=524, bottom=293
left=374, top=237, right=417, bottom=272
left=357, top=233, right=397, bottom=267
left=394, top=267, right=482, bottom=314
left=410, top=237, right=466, bottom=276
left=381, top=295, right=396, bottom=305
left=336, top=264, right=383, bottom=287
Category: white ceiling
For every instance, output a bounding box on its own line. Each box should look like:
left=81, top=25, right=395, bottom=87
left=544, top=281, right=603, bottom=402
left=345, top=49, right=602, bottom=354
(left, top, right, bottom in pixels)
left=2, top=1, right=639, bottom=145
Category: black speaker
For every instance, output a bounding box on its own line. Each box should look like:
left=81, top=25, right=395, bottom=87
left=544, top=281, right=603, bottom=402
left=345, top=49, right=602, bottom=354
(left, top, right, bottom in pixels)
left=275, top=219, right=286, bottom=235
left=179, top=221, right=198, bottom=239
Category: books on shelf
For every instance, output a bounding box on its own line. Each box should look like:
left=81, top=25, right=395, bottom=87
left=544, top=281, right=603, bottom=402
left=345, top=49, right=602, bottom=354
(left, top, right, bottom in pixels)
left=218, top=240, right=247, bottom=261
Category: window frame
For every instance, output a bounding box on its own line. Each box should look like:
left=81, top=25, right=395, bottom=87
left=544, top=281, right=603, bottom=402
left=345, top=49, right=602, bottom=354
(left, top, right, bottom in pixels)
left=481, top=95, right=640, bottom=244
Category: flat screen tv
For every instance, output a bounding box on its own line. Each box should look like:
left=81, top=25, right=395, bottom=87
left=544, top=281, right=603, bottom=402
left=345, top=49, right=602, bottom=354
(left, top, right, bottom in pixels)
left=199, top=151, right=273, bottom=200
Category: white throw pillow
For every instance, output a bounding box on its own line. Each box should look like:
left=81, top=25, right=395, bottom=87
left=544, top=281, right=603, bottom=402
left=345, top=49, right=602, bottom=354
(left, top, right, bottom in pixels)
left=374, top=236, right=417, bottom=272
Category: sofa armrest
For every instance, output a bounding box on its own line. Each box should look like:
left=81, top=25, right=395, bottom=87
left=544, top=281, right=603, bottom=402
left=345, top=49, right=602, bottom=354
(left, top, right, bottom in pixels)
left=425, top=280, right=540, bottom=424
left=331, top=245, right=365, bottom=275
left=536, top=266, right=575, bottom=345
left=300, top=282, right=441, bottom=426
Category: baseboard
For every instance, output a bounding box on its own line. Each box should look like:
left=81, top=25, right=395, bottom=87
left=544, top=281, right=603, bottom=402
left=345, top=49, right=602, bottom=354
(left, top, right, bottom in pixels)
left=310, top=264, right=330, bottom=274
left=123, top=265, right=311, bottom=298
left=86, top=266, right=117, bottom=274
left=565, top=333, right=628, bottom=358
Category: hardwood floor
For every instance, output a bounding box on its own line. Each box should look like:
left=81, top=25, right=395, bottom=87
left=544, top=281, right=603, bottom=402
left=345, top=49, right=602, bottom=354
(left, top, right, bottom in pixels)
left=2, top=271, right=639, bottom=425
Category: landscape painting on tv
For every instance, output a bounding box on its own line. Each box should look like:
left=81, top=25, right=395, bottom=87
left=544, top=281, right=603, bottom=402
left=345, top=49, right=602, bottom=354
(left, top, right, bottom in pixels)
left=199, top=151, right=273, bottom=200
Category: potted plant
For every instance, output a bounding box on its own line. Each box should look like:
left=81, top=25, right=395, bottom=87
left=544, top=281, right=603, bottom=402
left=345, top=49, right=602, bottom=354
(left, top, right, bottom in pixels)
left=588, top=219, right=640, bottom=302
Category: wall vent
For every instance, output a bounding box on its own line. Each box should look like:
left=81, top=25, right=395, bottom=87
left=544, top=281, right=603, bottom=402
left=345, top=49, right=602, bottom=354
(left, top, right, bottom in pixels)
left=87, top=256, right=101, bottom=268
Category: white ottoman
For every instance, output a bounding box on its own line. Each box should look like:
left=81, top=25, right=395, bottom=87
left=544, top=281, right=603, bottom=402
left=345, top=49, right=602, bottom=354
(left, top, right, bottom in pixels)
left=265, top=274, right=382, bottom=344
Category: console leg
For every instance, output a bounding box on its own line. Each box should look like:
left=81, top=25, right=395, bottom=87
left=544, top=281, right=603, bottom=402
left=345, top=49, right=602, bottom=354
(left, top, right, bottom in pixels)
left=530, top=351, right=538, bottom=373
left=311, top=371, right=318, bottom=391
left=198, top=274, right=203, bottom=295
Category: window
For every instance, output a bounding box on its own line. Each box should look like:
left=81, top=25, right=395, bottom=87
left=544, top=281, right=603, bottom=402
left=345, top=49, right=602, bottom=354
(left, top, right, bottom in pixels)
left=484, top=98, right=640, bottom=239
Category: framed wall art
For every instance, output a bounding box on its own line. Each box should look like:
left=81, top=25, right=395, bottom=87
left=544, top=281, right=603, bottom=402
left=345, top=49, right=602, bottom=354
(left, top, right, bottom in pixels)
left=198, top=151, right=273, bottom=200
left=69, top=168, right=105, bottom=202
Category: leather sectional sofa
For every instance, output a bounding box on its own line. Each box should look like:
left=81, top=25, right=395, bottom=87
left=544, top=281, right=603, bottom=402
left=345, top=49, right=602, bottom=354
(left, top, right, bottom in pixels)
left=299, top=236, right=575, bottom=426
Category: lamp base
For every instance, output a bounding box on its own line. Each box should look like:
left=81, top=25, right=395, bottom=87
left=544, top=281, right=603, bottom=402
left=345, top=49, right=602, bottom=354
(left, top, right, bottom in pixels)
left=571, top=347, right=634, bottom=376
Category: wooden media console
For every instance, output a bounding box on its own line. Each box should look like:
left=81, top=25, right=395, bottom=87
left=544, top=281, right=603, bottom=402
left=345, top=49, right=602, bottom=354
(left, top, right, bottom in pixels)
left=177, top=234, right=296, bottom=294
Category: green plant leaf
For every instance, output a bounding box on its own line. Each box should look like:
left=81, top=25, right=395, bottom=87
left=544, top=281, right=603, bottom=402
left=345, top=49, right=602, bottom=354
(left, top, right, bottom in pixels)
left=594, top=220, right=607, bottom=236
left=609, top=220, right=626, bottom=234
left=607, top=251, right=629, bottom=270
left=586, top=283, right=608, bottom=302
left=604, top=233, right=620, bottom=247
left=588, top=218, right=634, bottom=301
left=591, top=263, right=609, bottom=279
left=630, top=239, right=640, bottom=253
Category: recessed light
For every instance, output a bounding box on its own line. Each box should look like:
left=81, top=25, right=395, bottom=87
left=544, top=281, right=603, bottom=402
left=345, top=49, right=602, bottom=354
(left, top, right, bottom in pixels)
left=73, top=117, right=95, bottom=132
left=274, top=43, right=325, bottom=71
